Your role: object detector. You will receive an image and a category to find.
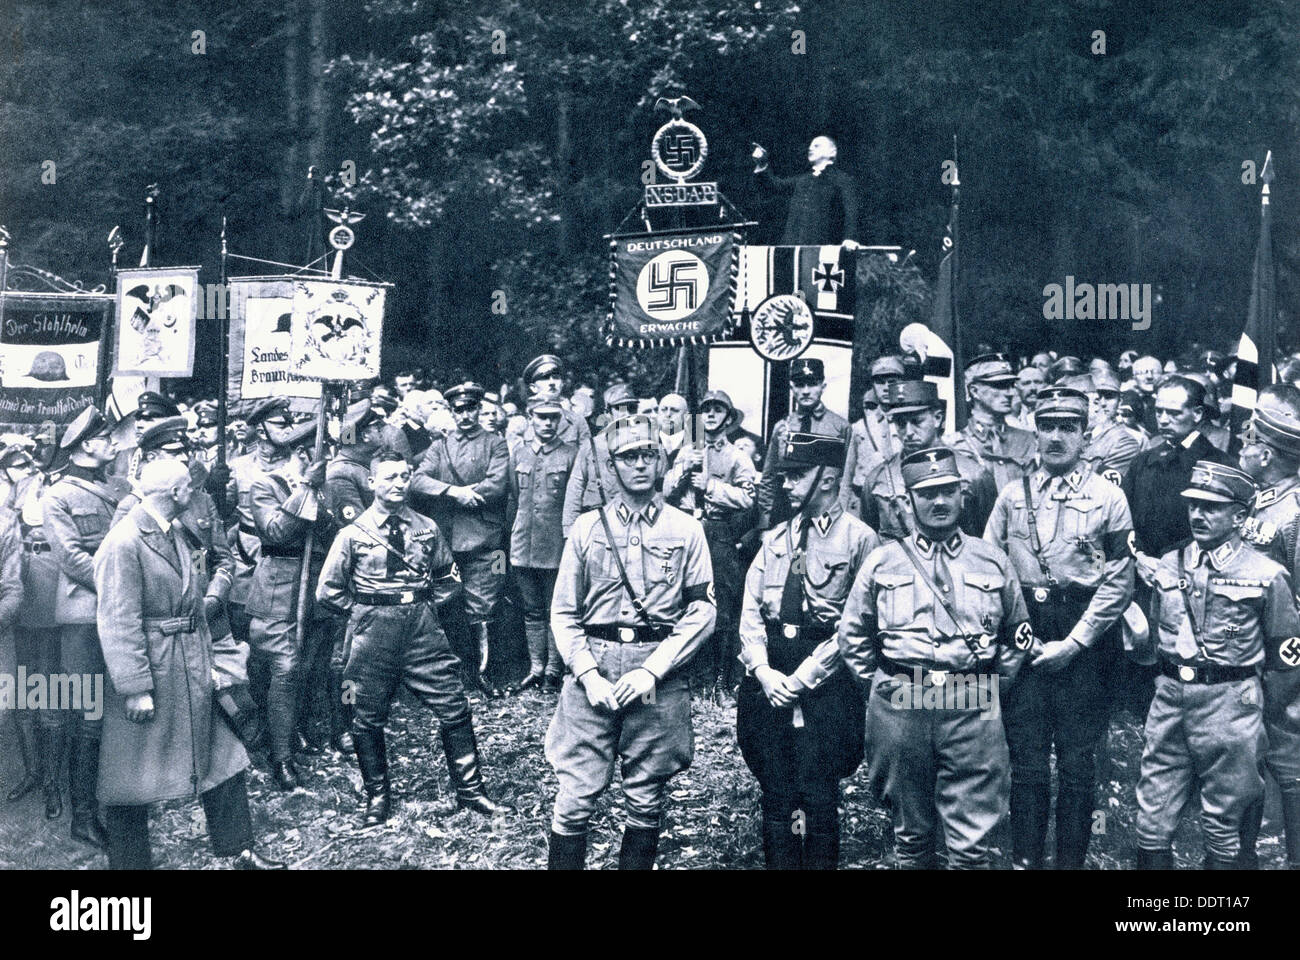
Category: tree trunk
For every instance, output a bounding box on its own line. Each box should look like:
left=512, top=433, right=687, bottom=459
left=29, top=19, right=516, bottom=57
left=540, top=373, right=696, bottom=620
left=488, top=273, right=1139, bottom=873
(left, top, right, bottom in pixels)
left=281, top=0, right=302, bottom=217
left=307, top=0, right=330, bottom=170
left=556, top=87, right=573, bottom=255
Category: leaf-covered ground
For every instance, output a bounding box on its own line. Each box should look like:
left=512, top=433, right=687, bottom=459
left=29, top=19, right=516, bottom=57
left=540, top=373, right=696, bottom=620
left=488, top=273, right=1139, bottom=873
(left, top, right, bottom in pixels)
left=0, top=689, right=1290, bottom=870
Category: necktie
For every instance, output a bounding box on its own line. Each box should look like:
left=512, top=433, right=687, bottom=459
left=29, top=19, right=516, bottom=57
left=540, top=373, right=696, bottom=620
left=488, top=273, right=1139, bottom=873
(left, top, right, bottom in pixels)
left=799, top=412, right=812, bottom=434
left=779, top=519, right=812, bottom=624
left=385, top=515, right=405, bottom=580
left=171, top=525, right=193, bottom=598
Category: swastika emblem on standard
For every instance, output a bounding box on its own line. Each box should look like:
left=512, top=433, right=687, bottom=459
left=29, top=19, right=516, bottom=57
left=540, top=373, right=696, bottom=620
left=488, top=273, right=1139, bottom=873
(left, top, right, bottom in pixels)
left=636, top=250, right=708, bottom=322
left=1279, top=637, right=1300, bottom=668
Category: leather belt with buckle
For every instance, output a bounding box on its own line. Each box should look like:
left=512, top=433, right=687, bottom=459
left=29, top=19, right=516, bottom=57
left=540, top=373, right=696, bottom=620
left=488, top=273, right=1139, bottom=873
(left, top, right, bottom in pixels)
left=879, top=655, right=995, bottom=686
left=1158, top=656, right=1256, bottom=685
left=22, top=541, right=51, bottom=553
left=586, top=625, right=669, bottom=644
left=354, top=589, right=429, bottom=606
left=144, top=615, right=198, bottom=635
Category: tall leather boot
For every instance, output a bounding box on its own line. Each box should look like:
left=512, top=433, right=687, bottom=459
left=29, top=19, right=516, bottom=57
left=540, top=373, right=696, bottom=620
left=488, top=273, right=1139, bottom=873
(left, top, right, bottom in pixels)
left=802, top=803, right=841, bottom=871
left=68, top=735, right=108, bottom=849
left=1055, top=789, right=1095, bottom=870
left=5, top=717, right=42, bottom=802
left=440, top=717, right=511, bottom=816
left=1010, top=782, right=1050, bottom=869
left=1135, top=847, right=1174, bottom=870
left=618, top=825, right=660, bottom=870
left=548, top=830, right=587, bottom=870
left=512, top=621, right=549, bottom=693
left=267, top=672, right=302, bottom=790
left=760, top=801, right=802, bottom=870
left=473, top=621, right=501, bottom=698
left=1238, top=795, right=1264, bottom=869
left=1279, top=784, right=1300, bottom=869
left=328, top=666, right=354, bottom=754
left=40, top=724, right=66, bottom=819
left=351, top=727, right=391, bottom=826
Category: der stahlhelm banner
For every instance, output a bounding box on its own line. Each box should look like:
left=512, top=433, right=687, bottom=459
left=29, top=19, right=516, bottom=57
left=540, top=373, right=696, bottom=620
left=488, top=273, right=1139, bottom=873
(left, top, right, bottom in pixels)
left=0, top=292, right=112, bottom=432
left=606, top=226, right=740, bottom=348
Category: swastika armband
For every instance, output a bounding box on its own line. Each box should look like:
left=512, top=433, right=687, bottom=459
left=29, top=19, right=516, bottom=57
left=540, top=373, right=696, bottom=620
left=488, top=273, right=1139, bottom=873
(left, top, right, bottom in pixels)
left=684, top=582, right=715, bottom=605
left=1014, top=621, right=1035, bottom=651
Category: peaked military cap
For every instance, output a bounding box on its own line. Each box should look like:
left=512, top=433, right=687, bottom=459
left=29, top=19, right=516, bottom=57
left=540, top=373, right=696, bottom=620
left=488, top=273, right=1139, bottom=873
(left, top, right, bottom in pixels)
left=445, top=382, right=486, bottom=406
left=523, top=354, right=564, bottom=383
left=59, top=406, right=110, bottom=451
left=778, top=431, right=846, bottom=471
left=883, top=379, right=940, bottom=415
left=1034, top=386, right=1090, bottom=421
left=870, top=355, right=906, bottom=378
left=1180, top=461, right=1255, bottom=505
left=789, top=357, right=825, bottom=385
left=604, top=414, right=659, bottom=456
left=527, top=396, right=564, bottom=415
left=964, top=353, right=1016, bottom=387
left=1252, top=407, right=1300, bottom=458
left=135, top=391, right=180, bottom=421
left=192, top=400, right=218, bottom=427
left=901, top=446, right=962, bottom=490
left=603, top=382, right=638, bottom=412
left=246, top=397, right=292, bottom=427
left=138, top=416, right=191, bottom=453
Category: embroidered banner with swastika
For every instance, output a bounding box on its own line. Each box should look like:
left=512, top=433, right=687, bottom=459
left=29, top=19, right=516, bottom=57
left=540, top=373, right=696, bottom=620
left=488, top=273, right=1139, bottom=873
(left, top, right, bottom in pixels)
left=606, top=227, right=740, bottom=348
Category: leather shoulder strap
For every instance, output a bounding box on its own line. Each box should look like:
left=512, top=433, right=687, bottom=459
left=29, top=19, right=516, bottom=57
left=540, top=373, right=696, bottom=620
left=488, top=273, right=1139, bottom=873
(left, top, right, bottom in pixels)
left=596, top=505, right=651, bottom=624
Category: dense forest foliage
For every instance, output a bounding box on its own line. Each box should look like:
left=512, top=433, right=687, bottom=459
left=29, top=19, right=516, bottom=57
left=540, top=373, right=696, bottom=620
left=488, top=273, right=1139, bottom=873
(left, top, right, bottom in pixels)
left=1, top=0, right=1295, bottom=394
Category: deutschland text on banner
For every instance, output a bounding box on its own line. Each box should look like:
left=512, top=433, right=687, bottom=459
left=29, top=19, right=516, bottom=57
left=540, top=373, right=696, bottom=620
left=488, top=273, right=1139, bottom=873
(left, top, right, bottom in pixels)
left=607, top=227, right=740, bottom=347
left=0, top=293, right=112, bottom=431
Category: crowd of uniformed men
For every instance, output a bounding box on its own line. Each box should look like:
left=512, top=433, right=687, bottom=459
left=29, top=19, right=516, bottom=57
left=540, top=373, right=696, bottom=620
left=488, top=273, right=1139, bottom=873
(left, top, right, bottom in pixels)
left=3, top=344, right=1300, bottom=871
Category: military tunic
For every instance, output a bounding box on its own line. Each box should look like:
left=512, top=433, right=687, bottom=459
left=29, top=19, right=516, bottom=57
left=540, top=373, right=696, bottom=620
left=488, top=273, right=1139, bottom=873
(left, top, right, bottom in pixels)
left=316, top=504, right=469, bottom=730
left=41, top=468, right=127, bottom=736
left=737, top=506, right=877, bottom=795
left=1081, top=418, right=1143, bottom=485
left=1136, top=538, right=1300, bottom=860
left=663, top=435, right=757, bottom=687
left=325, top=445, right=375, bottom=526
left=1241, top=477, right=1300, bottom=783
left=860, top=449, right=996, bottom=541
left=562, top=432, right=621, bottom=537
left=837, top=530, right=1033, bottom=868
left=411, top=426, right=510, bottom=623
left=947, top=417, right=1036, bottom=494
left=839, top=410, right=897, bottom=520
left=756, top=403, right=850, bottom=529
left=546, top=496, right=716, bottom=834
left=984, top=465, right=1134, bottom=867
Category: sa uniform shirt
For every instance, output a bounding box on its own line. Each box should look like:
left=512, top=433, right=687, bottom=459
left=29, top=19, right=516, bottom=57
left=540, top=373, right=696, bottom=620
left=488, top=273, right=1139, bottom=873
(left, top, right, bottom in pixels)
left=661, top=436, right=757, bottom=522
left=983, top=465, right=1134, bottom=647
left=316, top=504, right=462, bottom=614
left=1242, top=476, right=1300, bottom=571
left=947, top=418, right=1036, bottom=492
left=837, top=530, right=1033, bottom=683
left=1150, top=537, right=1300, bottom=670
left=551, top=495, right=716, bottom=681
left=739, top=505, right=877, bottom=689
left=860, top=449, right=996, bottom=540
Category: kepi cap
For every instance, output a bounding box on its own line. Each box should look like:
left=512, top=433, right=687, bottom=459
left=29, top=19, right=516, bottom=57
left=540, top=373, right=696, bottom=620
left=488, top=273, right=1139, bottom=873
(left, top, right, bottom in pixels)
left=603, top=415, right=659, bottom=456
left=246, top=397, right=292, bottom=427
left=778, top=431, right=846, bottom=471
left=901, top=446, right=962, bottom=490
left=1034, top=386, right=1090, bottom=421
left=136, top=391, right=180, bottom=421
left=883, top=379, right=939, bottom=415
left=1251, top=407, right=1300, bottom=458
left=1180, top=461, right=1255, bottom=505
left=789, top=357, right=825, bottom=385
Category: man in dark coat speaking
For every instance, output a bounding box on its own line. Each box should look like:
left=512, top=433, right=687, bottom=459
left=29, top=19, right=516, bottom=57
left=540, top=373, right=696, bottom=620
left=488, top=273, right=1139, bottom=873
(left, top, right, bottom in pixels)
left=93, top=459, right=283, bottom=870
left=752, top=135, right=860, bottom=246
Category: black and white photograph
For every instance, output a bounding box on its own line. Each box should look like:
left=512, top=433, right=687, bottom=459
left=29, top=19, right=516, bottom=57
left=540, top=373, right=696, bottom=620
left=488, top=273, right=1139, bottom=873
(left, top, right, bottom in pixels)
left=0, top=0, right=1296, bottom=933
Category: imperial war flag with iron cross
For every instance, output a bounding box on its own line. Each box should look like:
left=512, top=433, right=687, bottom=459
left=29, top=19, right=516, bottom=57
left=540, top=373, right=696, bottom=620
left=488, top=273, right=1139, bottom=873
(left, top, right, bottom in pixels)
left=607, top=227, right=740, bottom=347
left=737, top=245, right=858, bottom=322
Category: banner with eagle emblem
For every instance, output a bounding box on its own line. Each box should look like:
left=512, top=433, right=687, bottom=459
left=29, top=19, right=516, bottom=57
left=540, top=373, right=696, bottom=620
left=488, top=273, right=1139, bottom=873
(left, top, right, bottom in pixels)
left=112, top=266, right=199, bottom=377
left=289, top=279, right=386, bottom=381
left=606, top=227, right=740, bottom=347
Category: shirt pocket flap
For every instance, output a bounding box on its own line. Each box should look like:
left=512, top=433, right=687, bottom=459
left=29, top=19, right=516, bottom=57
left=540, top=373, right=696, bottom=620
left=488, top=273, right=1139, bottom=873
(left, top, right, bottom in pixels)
left=963, top=571, right=1004, bottom=592
left=515, top=463, right=533, bottom=475
left=876, top=572, right=914, bottom=590
left=1213, top=583, right=1264, bottom=602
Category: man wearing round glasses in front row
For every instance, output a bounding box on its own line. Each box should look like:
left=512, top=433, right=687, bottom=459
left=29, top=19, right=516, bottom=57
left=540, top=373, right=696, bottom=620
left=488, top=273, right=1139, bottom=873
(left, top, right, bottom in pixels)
left=545, top=414, right=716, bottom=870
